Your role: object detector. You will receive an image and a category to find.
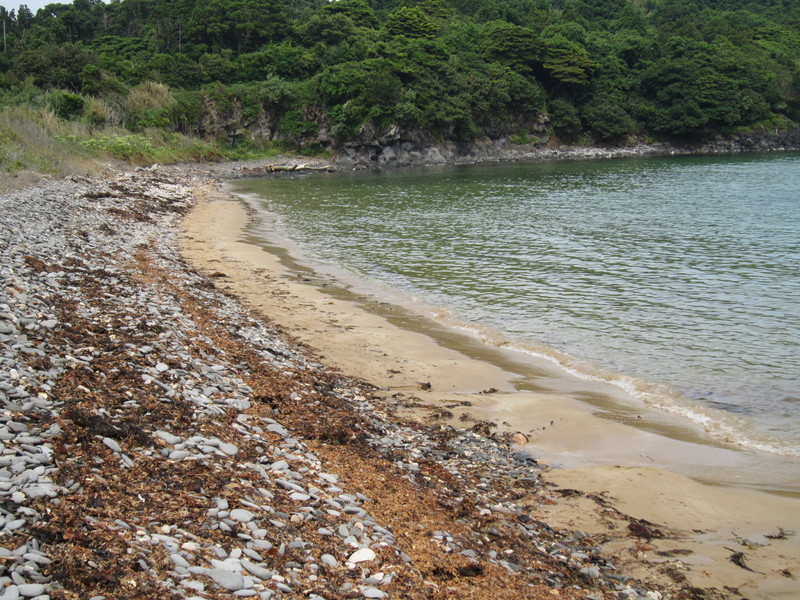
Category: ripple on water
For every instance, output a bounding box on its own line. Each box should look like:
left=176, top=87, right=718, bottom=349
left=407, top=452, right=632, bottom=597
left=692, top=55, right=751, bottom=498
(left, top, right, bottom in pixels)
left=234, top=152, right=800, bottom=457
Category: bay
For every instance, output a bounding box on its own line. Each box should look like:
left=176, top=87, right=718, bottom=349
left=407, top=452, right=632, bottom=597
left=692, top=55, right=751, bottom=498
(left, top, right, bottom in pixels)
left=233, top=152, right=800, bottom=459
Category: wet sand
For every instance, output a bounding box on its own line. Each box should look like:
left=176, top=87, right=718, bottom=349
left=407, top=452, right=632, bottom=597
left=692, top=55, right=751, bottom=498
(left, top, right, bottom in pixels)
left=181, top=181, right=800, bottom=599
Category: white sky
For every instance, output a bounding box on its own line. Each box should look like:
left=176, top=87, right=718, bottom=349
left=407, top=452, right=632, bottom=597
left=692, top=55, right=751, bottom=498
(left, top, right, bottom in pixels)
left=2, top=1, right=76, bottom=14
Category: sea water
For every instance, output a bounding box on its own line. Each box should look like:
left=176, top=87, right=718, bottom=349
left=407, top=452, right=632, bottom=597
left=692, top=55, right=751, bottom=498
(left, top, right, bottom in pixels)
left=233, top=153, right=800, bottom=460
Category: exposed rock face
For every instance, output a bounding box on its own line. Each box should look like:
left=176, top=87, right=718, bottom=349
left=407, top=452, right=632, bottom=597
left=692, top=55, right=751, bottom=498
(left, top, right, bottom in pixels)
left=679, top=127, right=800, bottom=154
left=192, top=96, right=280, bottom=144
left=334, top=126, right=800, bottom=169
left=183, top=95, right=800, bottom=167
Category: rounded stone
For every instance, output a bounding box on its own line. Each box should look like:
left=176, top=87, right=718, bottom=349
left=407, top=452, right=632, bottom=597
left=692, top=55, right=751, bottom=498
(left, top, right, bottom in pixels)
left=347, top=548, right=376, bottom=563
left=205, top=568, right=245, bottom=591
left=17, top=584, right=46, bottom=598
left=320, top=554, right=338, bottom=568
left=230, top=509, right=255, bottom=523
left=102, top=437, right=121, bottom=453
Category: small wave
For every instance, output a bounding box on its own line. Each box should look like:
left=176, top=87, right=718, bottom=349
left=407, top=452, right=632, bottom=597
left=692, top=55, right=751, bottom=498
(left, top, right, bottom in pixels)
left=231, top=182, right=800, bottom=460
left=425, top=312, right=800, bottom=458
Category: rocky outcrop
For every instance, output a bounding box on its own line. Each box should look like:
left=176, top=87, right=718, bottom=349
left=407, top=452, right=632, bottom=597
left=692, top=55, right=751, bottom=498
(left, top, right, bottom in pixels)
left=677, top=127, right=800, bottom=154
left=334, top=125, right=800, bottom=169
left=192, top=95, right=280, bottom=144
left=184, top=96, right=800, bottom=169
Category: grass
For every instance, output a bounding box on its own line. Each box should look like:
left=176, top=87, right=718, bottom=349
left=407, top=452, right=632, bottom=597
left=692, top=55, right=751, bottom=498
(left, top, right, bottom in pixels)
left=0, top=103, right=305, bottom=185
left=0, top=105, right=97, bottom=176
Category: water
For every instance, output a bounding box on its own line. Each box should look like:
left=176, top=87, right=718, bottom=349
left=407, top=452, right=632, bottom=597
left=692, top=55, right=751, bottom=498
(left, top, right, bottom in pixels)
left=233, top=153, right=800, bottom=458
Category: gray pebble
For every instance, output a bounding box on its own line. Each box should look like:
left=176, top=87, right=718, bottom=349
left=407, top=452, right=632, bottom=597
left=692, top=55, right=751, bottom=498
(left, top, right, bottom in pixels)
left=101, top=437, right=121, bottom=453
left=230, top=509, right=255, bottom=523
left=218, top=442, right=238, bottom=456
left=155, top=430, right=182, bottom=445
left=16, top=584, right=45, bottom=598
left=320, top=554, right=338, bottom=568
left=171, top=554, right=190, bottom=569
left=204, top=568, right=245, bottom=591
left=241, top=559, right=272, bottom=580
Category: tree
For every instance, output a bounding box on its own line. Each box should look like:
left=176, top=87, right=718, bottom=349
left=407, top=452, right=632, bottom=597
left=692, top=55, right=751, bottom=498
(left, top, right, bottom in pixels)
left=9, top=42, right=97, bottom=90
left=538, top=33, right=595, bottom=86
left=385, top=7, right=439, bottom=39
left=639, top=37, right=771, bottom=136
left=480, top=21, right=540, bottom=76
left=323, top=0, right=378, bottom=29
left=187, top=0, right=290, bottom=53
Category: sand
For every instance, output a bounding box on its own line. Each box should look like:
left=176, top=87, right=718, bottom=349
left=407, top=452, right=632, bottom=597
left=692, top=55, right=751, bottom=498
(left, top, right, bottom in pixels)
left=180, top=181, right=800, bottom=600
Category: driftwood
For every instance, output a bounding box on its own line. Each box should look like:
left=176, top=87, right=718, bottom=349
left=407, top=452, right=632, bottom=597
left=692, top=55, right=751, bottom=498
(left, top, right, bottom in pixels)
left=266, top=163, right=331, bottom=172
left=240, top=162, right=334, bottom=176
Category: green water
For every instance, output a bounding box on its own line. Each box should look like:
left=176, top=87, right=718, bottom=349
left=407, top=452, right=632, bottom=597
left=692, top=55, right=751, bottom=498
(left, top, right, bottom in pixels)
left=233, top=153, right=800, bottom=462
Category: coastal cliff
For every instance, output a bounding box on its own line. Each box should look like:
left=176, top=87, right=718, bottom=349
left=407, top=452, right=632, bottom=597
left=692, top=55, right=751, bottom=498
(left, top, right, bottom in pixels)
left=332, top=126, right=800, bottom=169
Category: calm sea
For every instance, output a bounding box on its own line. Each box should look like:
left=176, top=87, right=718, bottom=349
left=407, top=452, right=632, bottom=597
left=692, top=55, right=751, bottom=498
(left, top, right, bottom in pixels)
left=233, top=153, right=800, bottom=459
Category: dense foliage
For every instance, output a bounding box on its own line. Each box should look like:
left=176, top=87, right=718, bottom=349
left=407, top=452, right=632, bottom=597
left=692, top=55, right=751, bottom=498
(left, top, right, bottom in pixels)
left=1, top=0, right=799, bottom=149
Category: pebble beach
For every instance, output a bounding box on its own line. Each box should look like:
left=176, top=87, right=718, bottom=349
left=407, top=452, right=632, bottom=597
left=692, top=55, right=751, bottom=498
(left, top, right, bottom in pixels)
left=1, top=160, right=798, bottom=600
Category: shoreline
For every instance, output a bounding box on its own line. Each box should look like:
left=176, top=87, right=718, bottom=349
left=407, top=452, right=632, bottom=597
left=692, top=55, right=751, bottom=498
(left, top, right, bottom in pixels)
left=180, top=172, right=800, bottom=598
left=0, top=150, right=798, bottom=599
left=223, top=163, right=800, bottom=493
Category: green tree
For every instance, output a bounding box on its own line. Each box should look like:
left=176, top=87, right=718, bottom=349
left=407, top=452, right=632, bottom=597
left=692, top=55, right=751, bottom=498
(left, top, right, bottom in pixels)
left=480, top=21, right=540, bottom=76
left=323, top=0, right=378, bottom=29
left=187, top=0, right=290, bottom=53
left=386, top=7, right=439, bottom=39
left=548, top=97, right=582, bottom=142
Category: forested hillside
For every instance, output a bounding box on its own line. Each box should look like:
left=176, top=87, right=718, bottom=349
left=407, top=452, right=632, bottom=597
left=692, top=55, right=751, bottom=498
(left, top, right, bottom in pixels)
left=1, top=0, right=799, bottom=160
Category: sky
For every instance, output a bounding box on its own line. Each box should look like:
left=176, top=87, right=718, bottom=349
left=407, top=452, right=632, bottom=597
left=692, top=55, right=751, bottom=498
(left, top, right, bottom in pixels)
left=1, top=0, right=84, bottom=13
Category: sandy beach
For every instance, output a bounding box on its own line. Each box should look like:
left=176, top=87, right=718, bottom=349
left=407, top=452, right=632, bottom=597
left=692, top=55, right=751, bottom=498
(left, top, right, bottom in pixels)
left=181, top=176, right=800, bottom=599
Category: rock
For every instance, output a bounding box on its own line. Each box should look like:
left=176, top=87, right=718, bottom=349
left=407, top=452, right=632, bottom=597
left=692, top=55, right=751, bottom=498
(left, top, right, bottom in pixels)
left=266, top=424, right=289, bottom=437
left=0, top=586, right=20, bottom=599
left=16, top=584, right=45, bottom=598
left=320, top=554, right=338, bottom=568
left=347, top=548, right=376, bottom=564
left=102, top=437, right=122, bottom=453
left=241, top=559, right=272, bottom=580
left=230, top=509, right=255, bottom=523
left=205, top=568, right=245, bottom=591
left=155, top=430, right=182, bottom=445
left=318, top=472, right=339, bottom=484
left=511, top=432, right=529, bottom=445
left=171, top=553, right=190, bottom=569
left=218, top=442, right=238, bottom=456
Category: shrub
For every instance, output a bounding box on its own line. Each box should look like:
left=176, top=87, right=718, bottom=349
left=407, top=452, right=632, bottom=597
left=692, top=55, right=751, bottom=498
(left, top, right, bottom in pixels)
left=47, top=92, right=86, bottom=121
left=84, top=97, right=122, bottom=128
left=123, top=82, right=176, bottom=130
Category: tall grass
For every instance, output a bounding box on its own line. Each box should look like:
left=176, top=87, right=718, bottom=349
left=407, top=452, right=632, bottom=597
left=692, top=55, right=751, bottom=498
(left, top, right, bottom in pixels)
left=0, top=105, right=97, bottom=176
left=0, top=102, right=220, bottom=175
left=0, top=82, right=300, bottom=181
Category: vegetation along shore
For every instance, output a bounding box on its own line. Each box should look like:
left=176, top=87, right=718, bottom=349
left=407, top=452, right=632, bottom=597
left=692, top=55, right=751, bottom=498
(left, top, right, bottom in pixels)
left=2, top=0, right=800, bottom=176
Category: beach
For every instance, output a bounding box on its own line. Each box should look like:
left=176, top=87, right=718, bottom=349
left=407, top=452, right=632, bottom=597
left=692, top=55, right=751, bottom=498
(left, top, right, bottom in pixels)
left=0, top=158, right=797, bottom=600
left=182, top=167, right=800, bottom=599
